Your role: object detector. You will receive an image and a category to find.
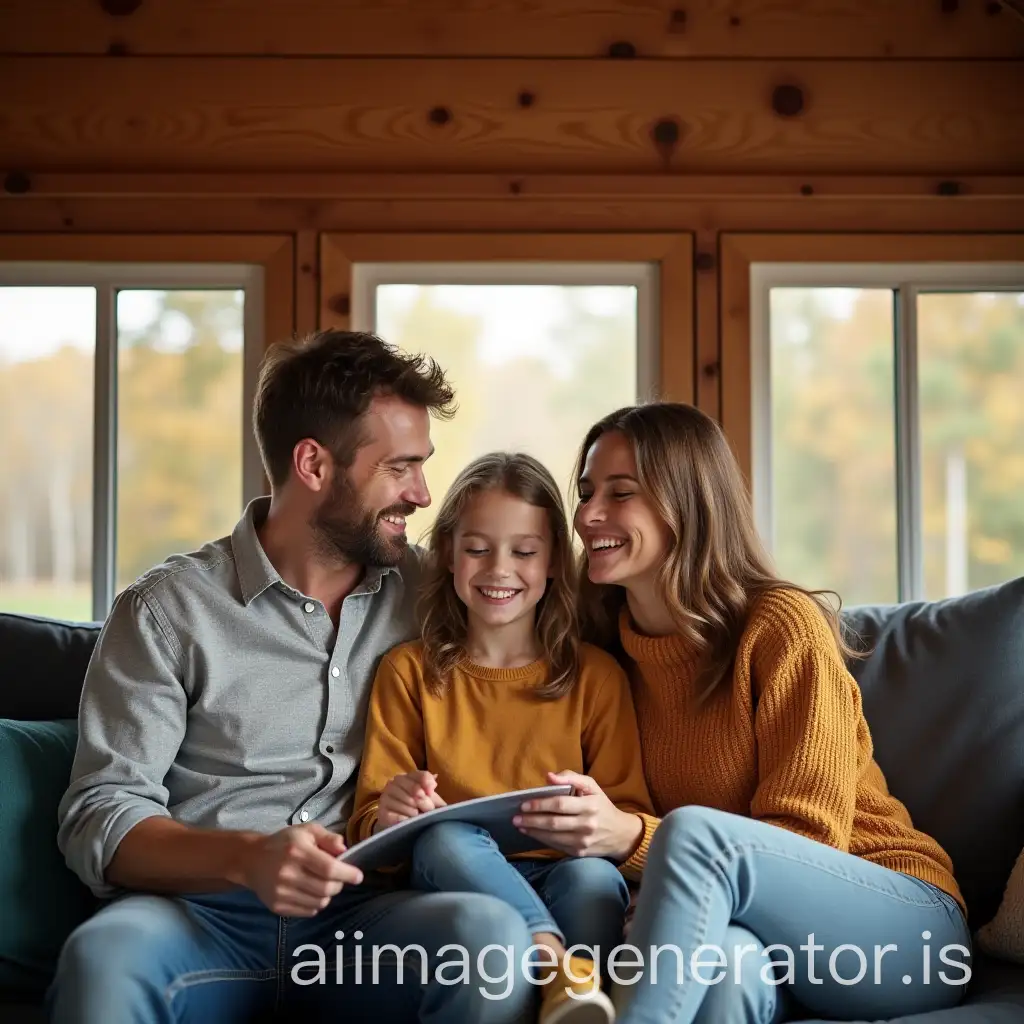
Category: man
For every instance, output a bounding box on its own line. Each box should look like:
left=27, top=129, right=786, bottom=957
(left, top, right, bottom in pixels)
left=48, top=331, right=533, bottom=1023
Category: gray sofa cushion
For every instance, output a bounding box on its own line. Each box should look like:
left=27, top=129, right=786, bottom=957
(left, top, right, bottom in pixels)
left=842, top=577, right=1024, bottom=932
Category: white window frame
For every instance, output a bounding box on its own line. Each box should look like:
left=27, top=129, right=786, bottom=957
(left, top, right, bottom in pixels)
left=0, top=262, right=265, bottom=618
left=351, top=261, right=660, bottom=401
left=751, top=262, right=1024, bottom=602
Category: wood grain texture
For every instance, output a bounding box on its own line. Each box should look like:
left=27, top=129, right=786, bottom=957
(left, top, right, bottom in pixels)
left=2, top=58, right=1021, bottom=175
left=295, top=229, right=319, bottom=338
left=320, top=232, right=694, bottom=402
left=694, top=228, right=720, bottom=421
left=4, top=195, right=1024, bottom=234
left=10, top=173, right=1024, bottom=200
left=719, top=233, right=1024, bottom=480
left=1, top=0, right=1019, bottom=57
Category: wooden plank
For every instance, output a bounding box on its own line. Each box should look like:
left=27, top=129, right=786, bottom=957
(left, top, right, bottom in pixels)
left=2, top=58, right=1021, bottom=175
left=719, top=233, right=1024, bottom=481
left=11, top=173, right=1024, bottom=200
left=1, top=0, right=1019, bottom=58
left=295, top=230, right=319, bottom=338
left=320, top=232, right=694, bottom=403
left=4, top=195, right=1024, bottom=234
left=694, top=229, right=720, bottom=420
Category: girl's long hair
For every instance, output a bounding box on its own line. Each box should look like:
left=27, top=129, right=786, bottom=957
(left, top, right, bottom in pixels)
left=420, top=452, right=579, bottom=699
left=574, top=403, right=861, bottom=702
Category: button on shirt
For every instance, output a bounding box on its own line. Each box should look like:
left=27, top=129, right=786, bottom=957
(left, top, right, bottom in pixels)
left=57, top=497, right=426, bottom=897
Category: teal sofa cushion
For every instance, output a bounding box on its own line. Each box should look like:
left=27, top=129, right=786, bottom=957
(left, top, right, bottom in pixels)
left=0, top=719, right=97, bottom=993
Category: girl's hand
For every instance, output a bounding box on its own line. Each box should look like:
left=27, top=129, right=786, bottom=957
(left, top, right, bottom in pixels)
left=376, top=771, right=446, bottom=831
left=513, top=770, right=644, bottom=861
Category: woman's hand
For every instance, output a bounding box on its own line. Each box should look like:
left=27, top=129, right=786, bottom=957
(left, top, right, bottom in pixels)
left=376, top=770, right=446, bottom=831
left=513, top=770, right=644, bottom=861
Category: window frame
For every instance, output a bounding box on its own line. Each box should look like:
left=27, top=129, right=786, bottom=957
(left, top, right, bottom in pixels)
left=0, top=234, right=294, bottom=618
left=320, top=233, right=695, bottom=404
left=720, top=233, right=1024, bottom=603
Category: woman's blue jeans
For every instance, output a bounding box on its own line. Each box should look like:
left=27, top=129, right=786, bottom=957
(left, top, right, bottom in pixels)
left=411, top=821, right=630, bottom=968
left=615, top=806, right=972, bottom=1024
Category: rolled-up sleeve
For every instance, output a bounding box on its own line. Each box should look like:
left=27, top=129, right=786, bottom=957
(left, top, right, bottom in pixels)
left=57, top=588, right=186, bottom=897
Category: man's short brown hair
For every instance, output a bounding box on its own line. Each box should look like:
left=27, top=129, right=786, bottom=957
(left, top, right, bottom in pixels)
left=253, top=330, right=456, bottom=488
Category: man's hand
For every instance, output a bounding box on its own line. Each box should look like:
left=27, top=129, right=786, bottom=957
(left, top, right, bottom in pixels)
left=376, top=771, right=446, bottom=831
left=513, top=770, right=644, bottom=861
left=236, top=823, right=363, bottom=917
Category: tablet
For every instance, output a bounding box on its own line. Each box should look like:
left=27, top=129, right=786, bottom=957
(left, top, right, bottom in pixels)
left=340, top=784, right=574, bottom=872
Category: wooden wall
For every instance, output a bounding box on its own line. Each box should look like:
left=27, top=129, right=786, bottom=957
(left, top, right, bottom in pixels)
left=1, top=0, right=1023, bottom=430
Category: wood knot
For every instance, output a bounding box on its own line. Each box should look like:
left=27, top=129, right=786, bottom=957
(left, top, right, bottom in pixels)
left=729, top=14, right=742, bottom=26
left=695, top=252, right=715, bottom=272
left=107, top=40, right=129, bottom=55
left=652, top=118, right=681, bottom=147
left=3, top=171, right=31, bottom=195
left=669, top=9, right=687, bottom=29
left=771, top=84, right=805, bottom=117
left=937, top=180, right=962, bottom=196
left=328, top=294, right=351, bottom=316
left=427, top=106, right=452, bottom=126
left=800, top=184, right=814, bottom=196
left=517, top=91, right=535, bottom=108
left=607, top=41, right=637, bottom=58
left=701, top=361, right=720, bottom=379
left=98, top=0, right=143, bottom=15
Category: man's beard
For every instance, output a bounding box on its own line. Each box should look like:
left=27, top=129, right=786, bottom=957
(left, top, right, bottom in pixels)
left=312, top=471, right=414, bottom=568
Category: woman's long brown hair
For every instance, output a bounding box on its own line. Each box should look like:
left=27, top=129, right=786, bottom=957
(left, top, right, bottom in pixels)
left=574, top=403, right=862, bottom=701
left=420, top=452, right=579, bottom=699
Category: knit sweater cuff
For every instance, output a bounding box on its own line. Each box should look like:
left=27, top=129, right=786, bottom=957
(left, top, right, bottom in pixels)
left=619, top=813, right=660, bottom=880
left=347, top=801, right=379, bottom=845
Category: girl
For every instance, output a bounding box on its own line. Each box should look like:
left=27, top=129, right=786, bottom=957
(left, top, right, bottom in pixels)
left=513, top=403, right=970, bottom=1024
left=349, top=452, right=656, bottom=1024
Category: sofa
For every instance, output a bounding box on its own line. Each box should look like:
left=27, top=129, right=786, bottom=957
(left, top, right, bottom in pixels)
left=2, top=577, right=1024, bottom=1023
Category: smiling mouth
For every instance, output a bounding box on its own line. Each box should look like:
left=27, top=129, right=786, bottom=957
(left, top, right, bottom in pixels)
left=476, top=586, right=522, bottom=603
left=379, top=513, right=407, bottom=531
left=589, top=537, right=627, bottom=555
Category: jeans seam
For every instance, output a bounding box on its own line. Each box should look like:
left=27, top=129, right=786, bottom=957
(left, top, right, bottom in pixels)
left=275, top=914, right=288, bottom=1012
left=164, top=969, right=276, bottom=1005
left=662, top=844, right=732, bottom=1024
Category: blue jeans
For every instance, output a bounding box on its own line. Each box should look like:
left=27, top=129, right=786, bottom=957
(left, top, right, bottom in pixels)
left=411, top=821, right=630, bottom=967
left=615, top=807, right=973, bottom=1024
left=47, top=879, right=534, bottom=1023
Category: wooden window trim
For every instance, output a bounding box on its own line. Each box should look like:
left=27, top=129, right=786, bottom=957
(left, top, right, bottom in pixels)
left=320, top=232, right=694, bottom=404
left=720, top=233, right=1024, bottom=480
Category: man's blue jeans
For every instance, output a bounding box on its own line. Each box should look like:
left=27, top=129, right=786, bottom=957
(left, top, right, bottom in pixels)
left=614, top=806, right=973, bottom=1024
left=410, top=821, right=630, bottom=966
left=46, top=878, right=534, bottom=1023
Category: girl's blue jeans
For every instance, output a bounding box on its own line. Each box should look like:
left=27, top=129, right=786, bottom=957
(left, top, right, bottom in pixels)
left=614, top=806, right=972, bottom=1024
left=410, top=820, right=630, bottom=968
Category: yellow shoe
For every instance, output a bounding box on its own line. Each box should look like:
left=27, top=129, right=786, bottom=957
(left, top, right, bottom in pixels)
left=539, top=955, right=615, bottom=1024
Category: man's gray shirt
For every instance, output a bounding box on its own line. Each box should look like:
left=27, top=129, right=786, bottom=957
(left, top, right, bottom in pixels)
left=57, top=497, right=425, bottom=897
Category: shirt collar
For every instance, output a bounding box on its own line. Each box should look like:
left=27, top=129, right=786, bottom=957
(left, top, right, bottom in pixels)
left=230, top=497, right=404, bottom=606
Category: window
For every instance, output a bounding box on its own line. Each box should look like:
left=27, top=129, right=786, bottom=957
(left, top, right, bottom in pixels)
left=0, top=265, right=263, bottom=620
left=352, top=261, right=658, bottom=541
left=752, top=265, right=1024, bottom=604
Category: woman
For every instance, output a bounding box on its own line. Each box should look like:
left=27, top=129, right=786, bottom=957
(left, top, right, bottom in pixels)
left=513, top=403, right=970, bottom=1023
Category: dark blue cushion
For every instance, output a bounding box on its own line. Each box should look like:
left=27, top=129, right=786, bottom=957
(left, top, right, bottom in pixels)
left=0, top=613, right=100, bottom=721
left=843, top=577, right=1024, bottom=931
